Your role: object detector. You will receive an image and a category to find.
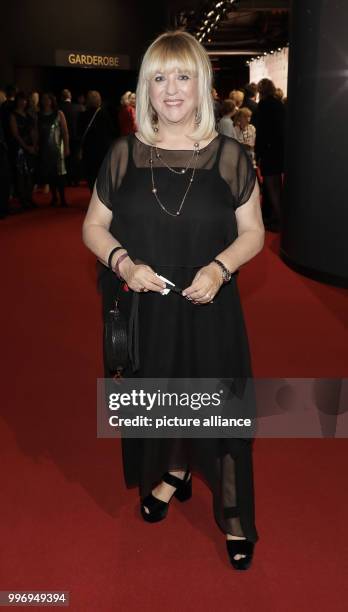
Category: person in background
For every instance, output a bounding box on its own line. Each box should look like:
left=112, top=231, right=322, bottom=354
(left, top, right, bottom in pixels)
left=76, top=94, right=86, bottom=112
left=78, top=90, right=114, bottom=191
left=229, top=89, right=244, bottom=110
left=2, top=86, right=18, bottom=199
left=9, top=92, right=38, bottom=210
left=218, top=99, right=237, bottom=138
left=233, top=107, right=256, bottom=167
left=118, top=90, right=137, bottom=136
left=2, top=85, right=17, bottom=139
left=0, top=89, right=7, bottom=107
left=255, top=78, right=285, bottom=232
left=275, top=88, right=284, bottom=102
left=27, top=91, right=40, bottom=191
left=37, top=92, right=69, bottom=207
left=243, top=83, right=258, bottom=125
left=212, top=87, right=222, bottom=123
left=60, top=89, right=79, bottom=185
left=0, top=95, right=11, bottom=218
left=28, top=91, right=40, bottom=119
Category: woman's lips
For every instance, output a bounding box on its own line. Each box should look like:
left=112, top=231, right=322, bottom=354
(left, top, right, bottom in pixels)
left=164, top=100, right=184, bottom=106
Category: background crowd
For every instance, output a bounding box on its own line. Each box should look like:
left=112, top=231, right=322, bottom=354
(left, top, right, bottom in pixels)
left=0, top=78, right=286, bottom=231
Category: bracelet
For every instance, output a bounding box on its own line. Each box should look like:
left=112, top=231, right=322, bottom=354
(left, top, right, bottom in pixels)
left=107, top=246, right=125, bottom=270
left=115, top=252, right=129, bottom=279
left=212, top=259, right=232, bottom=283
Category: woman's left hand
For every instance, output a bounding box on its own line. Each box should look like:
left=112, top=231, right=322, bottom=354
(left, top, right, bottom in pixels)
left=182, top=263, right=224, bottom=304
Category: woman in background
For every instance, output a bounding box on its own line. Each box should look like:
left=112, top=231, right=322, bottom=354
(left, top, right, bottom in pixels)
left=9, top=92, right=38, bottom=209
left=255, top=78, right=285, bottom=232
left=233, top=107, right=256, bottom=167
left=118, top=90, right=137, bottom=136
left=37, top=92, right=69, bottom=207
left=78, top=90, right=114, bottom=192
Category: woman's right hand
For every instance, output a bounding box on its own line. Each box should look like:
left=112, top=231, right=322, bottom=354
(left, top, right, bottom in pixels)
left=118, top=257, right=166, bottom=293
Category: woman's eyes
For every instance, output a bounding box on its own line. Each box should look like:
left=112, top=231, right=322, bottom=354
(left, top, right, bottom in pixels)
left=154, top=74, right=190, bottom=82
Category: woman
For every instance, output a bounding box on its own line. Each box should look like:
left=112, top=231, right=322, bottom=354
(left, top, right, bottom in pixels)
left=82, top=31, right=264, bottom=570
left=229, top=89, right=244, bottom=110
left=37, top=93, right=69, bottom=206
left=233, top=107, right=256, bottom=167
left=78, top=90, right=114, bottom=191
left=9, top=92, right=38, bottom=209
left=255, top=78, right=285, bottom=232
left=118, top=91, right=137, bottom=136
left=218, top=99, right=237, bottom=139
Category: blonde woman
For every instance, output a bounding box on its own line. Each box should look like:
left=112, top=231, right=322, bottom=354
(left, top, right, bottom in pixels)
left=118, top=91, right=137, bottom=135
left=233, top=107, right=256, bottom=166
left=229, top=89, right=244, bottom=109
left=82, top=31, right=264, bottom=570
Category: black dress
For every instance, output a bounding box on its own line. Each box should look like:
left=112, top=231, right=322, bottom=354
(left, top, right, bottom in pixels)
left=254, top=95, right=285, bottom=176
left=96, top=132, right=259, bottom=543
left=37, top=111, right=66, bottom=184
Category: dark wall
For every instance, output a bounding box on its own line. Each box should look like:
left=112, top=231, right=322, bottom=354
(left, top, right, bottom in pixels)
left=281, top=0, right=348, bottom=284
left=0, top=0, right=167, bottom=86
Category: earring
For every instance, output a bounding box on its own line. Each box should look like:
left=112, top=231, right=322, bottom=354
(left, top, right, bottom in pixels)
left=151, top=109, right=159, bottom=132
left=195, top=109, right=202, bottom=125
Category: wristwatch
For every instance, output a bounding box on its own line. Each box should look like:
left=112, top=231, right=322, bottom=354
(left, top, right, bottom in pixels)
left=213, top=259, right=232, bottom=283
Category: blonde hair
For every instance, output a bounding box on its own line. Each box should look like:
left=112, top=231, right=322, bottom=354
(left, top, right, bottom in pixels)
left=229, top=89, right=244, bottom=108
left=120, top=91, right=132, bottom=106
left=135, top=30, right=216, bottom=145
left=233, top=107, right=252, bottom=125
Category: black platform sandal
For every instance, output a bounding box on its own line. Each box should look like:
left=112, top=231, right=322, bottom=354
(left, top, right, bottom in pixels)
left=226, top=538, right=255, bottom=570
left=140, top=470, right=192, bottom=523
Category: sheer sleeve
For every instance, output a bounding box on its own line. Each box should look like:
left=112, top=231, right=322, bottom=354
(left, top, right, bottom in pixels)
left=95, top=136, right=129, bottom=210
left=219, top=136, right=257, bottom=209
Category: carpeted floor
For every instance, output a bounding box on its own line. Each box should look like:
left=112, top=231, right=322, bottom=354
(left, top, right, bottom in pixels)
left=1, top=187, right=347, bottom=611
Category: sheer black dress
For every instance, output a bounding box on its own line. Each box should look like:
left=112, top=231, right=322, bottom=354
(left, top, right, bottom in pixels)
left=96, top=132, right=259, bottom=543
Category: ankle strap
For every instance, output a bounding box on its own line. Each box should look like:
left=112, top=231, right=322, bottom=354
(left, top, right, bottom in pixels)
left=163, top=470, right=190, bottom=488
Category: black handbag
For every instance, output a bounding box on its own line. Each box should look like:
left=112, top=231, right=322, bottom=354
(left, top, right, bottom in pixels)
left=103, top=280, right=140, bottom=377
left=104, top=290, right=128, bottom=374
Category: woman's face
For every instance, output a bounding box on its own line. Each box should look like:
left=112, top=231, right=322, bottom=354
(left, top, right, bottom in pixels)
left=129, top=93, right=136, bottom=107
left=17, top=98, right=27, bottom=112
left=42, top=95, right=52, bottom=111
left=148, top=68, right=198, bottom=128
left=239, top=115, right=250, bottom=129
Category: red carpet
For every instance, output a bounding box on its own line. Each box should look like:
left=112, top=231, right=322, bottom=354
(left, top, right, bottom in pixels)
left=1, top=187, right=348, bottom=611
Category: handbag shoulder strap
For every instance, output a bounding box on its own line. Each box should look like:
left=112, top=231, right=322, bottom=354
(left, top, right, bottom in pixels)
left=80, top=107, right=101, bottom=145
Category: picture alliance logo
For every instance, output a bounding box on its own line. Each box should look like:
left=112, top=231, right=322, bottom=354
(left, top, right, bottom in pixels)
left=108, top=389, right=224, bottom=411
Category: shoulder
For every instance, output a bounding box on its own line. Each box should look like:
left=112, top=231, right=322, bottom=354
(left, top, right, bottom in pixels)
left=105, top=135, right=130, bottom=165
left=110, top=135, right=129, bottom=153
left=220, top=134, right=244, bottom=154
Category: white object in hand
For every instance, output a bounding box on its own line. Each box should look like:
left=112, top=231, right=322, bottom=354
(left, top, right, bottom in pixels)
left=156, top=273, right=175, bottom=295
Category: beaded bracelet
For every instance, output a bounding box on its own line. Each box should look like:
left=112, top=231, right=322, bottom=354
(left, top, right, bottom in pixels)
left=107, top=246, right=124, bottom=270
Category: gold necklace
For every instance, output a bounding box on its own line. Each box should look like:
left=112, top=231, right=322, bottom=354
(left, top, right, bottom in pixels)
left=149, top=143, right=200, bottom=217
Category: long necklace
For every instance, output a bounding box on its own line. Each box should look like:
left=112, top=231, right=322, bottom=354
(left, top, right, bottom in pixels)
left=154, top=145, right=198, bottom=175
left=149, top=142, right=200, bottom=217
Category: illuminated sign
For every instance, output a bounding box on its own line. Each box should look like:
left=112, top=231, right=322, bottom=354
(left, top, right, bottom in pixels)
left=55, top=50, right=130, bottom=70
